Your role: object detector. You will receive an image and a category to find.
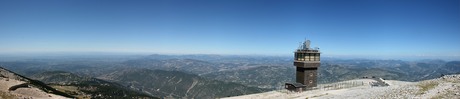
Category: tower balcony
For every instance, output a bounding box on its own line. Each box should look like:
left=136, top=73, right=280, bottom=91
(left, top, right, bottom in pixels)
left=294, top=61, right=320, bottom=68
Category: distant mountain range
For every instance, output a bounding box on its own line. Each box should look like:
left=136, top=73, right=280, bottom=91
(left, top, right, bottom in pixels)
left=203, top=66, right=294, bottom=89
left=0, top=54, right=459, bottom=98
left=122, top=58, right=223, bottom=75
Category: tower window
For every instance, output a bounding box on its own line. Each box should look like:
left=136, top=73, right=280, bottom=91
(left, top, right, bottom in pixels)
left=304, top=54, right=308, bottom=61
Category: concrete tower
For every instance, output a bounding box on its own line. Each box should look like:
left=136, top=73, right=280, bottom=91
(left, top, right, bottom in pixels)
left=294, top=39, right=320, bottom=88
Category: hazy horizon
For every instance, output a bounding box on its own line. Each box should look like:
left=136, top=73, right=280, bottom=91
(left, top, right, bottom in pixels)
left=0, top=52, right=459, bottom=61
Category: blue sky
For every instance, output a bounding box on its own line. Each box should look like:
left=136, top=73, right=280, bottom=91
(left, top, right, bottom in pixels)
left=0, top=0, right=459, bottom=59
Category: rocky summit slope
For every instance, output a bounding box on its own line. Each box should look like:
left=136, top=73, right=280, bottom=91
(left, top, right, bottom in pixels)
left=224, top=74, right=460, bottom=99
left=0, top=67, right=73, bottom=99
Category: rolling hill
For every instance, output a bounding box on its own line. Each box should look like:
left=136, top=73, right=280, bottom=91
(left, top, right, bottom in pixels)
left=98, top=68, right=269, bottom=98
left=30, top=71, right=157, bottom=99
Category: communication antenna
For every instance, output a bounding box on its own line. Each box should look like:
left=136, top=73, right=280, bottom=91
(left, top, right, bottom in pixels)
left=305, top=40, right=311, bottom=49
left=298, top=42, right=302, bottom=50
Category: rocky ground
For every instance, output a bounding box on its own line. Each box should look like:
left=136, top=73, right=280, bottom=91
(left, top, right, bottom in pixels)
left=376, top=74, right=460, bottom=99
left=0, top=77, right=70, bottom=99
left=0, top=67, right=70, bottom=99
left=224, top=74, right=460, bottom=99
